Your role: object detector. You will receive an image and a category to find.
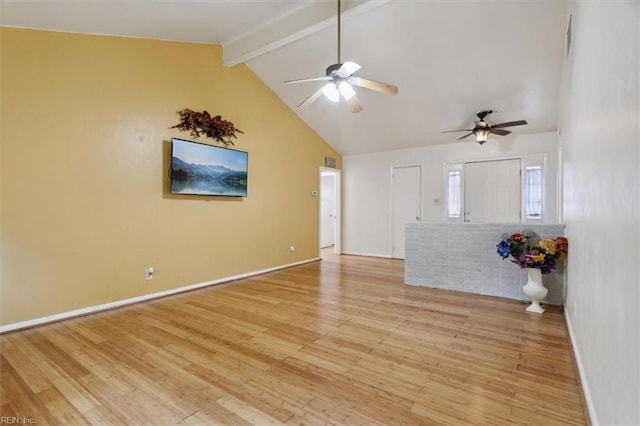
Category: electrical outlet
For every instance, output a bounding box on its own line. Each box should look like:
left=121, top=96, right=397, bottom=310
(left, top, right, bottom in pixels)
left=289, top=246, right=295, bottom=254
left=433, top=198, right=441, bottom=205
left=145, top=267, right=154, bottom=280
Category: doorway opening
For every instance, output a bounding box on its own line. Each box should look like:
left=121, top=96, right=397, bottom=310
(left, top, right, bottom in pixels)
left=320, top=167, right=341, bottom=257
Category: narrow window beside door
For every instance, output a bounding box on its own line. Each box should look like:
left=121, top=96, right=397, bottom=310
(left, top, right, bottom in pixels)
left=447, top=170, right=461, bottom=218
left=524, top=165, right=543, bottom=219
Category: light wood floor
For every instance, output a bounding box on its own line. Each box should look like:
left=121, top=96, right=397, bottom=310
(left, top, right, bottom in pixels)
left=1, top=253, right=587, bottom=425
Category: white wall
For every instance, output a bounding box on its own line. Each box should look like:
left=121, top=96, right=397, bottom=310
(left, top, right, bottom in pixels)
left=560, top=2, right=639, bottom=425
left=343, top=132, right=559, bottom=256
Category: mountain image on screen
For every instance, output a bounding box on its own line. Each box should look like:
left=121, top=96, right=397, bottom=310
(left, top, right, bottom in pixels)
left=171, top=157, right=247, bottom=196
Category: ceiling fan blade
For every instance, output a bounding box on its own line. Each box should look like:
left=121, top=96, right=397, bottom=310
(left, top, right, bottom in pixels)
left=336, top=61, right=362, bottom=78
left=347, top=94, right=363, bottom=113
left=490, top=128, right=511, bottom=136
left=441, top=129, right=473, bottom=133
left=457, top=132, right=474, bottom=140
left=298, top=88, right=325, bottom=109
left=491, top=120, right=528, bottom=129
left=284, top=76, right=330, bottom=85
left=351, top=77, right=398, bottom=95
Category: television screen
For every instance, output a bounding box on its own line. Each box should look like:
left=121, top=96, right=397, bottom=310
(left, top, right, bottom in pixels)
left=170, top=138, right=248, bottom=197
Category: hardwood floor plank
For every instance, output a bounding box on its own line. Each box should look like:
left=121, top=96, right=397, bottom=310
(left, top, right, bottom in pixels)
left=1, top=346, right=53, bottom=394
left=36, top=387, right=91, bottom=425
left=215, top=394, right=285, bottom=425
left=1, top=360, right=57, bottom=425
left=150, top=375, right=226, bottom=414
left=228, top=381, right=299, bottom=422
left=33, top=359, right=100, bottom=414
left=0, top=253, right=587, bottom=424
left=182, top=406, right=252, bottom=425
left=71, top=350, right=136, bottom=394
left=76, top=375, right=142, bottom=424
left=301, top=395, right=387, bottom=426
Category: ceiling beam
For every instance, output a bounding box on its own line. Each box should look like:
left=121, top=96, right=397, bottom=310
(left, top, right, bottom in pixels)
left=222, top=0, right=389, bottom=67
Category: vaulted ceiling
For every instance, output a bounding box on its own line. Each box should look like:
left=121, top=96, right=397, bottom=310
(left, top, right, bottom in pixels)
left=2, top=0, right=567, bottom=155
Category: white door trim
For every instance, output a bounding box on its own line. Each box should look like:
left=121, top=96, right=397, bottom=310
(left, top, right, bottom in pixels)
left=319, top=167, right=342, bottom=255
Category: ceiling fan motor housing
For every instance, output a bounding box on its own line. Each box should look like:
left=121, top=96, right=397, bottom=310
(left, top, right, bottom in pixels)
left=326, top=63, right=343, bottom=79
left=477, top=110, right=494, bottom=120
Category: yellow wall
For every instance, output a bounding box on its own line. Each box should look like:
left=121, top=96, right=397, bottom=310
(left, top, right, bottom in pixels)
left=0, top=28, right=342, bottom=326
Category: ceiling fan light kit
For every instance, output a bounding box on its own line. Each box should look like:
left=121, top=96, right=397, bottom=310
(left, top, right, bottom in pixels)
left=474, top=127, right=491, bottom=145
left=338, top=81, right=355, bottom=100
left=441, top=110, right=528, bottom=145
left=322, top=79, right=356, bottom=103
left=283, top=0, right=398, bottom=113
left=323, top=83, right=340, bottom=102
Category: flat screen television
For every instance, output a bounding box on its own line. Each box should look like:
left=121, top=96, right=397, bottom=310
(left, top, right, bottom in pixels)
left=170, top=137, right=248, bottom=197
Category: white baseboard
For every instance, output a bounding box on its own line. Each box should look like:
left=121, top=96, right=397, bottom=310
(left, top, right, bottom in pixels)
left=341, top=251, right=392, bottom=259
left=564, top=307, right=598, bottom=425
left=0, top=257, right=321, bottom=334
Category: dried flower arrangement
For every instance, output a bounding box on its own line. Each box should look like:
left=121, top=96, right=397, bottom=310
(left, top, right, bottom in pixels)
left=497, top=231, right=568, bottom=275
left=170, top=109, right=244, bottom=146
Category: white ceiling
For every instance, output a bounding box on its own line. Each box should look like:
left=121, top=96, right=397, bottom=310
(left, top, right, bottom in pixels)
left=1, top=0, right=568, bottom=156
left=0, top=0, right=308, bottom=44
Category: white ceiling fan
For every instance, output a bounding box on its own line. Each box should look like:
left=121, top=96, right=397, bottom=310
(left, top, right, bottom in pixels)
left=283, top=0, right=399, bottom=113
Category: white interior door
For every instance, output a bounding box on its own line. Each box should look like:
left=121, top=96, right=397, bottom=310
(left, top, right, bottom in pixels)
left=391, top=166, right=422, bottom=259
left=464, top=159, right=521, bottom=223
left=320, top=174, right=336, bottom=248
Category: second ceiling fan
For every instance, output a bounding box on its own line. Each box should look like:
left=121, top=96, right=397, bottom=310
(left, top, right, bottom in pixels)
left=441, top=110, right=528, bottom=145
left=284, top=0, right=398, bottom=113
